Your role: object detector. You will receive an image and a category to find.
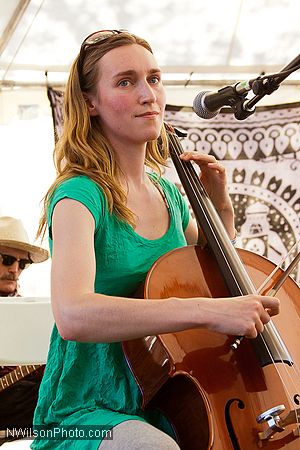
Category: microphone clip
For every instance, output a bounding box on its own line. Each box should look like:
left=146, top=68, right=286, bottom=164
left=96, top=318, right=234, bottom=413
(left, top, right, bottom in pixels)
left=218, top=85, right=255, bottom=121
left=251, top=76, right=280, bottom=96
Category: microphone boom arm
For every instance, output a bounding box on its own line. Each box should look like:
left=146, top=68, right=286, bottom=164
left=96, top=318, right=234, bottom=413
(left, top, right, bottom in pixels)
left=234, top=53, right=300, bottom=120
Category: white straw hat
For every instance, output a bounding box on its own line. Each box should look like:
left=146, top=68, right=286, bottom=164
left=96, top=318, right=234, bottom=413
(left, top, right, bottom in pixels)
left=0, top=216, right=49, bottom=263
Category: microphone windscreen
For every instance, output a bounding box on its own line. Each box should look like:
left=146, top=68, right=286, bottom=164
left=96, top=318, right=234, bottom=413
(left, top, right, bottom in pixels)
left=193, top=91, right=219, bottom=119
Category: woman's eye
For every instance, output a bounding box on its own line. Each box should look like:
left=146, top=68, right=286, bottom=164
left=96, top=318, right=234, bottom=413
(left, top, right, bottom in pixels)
left=118, top=80, right=130, bottom=87
left=149, top=76, right=160, bottom=84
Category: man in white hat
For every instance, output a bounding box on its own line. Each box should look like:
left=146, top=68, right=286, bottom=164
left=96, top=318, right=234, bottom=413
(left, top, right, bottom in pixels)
left=0, top=216, right=49, bottom=445
left=0, top=216, right=48, bottom=297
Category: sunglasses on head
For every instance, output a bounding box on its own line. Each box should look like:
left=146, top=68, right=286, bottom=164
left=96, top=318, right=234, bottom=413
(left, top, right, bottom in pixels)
left=77, top=29, right=126, bottom=89
left=0, top=253, right=32, bottom=270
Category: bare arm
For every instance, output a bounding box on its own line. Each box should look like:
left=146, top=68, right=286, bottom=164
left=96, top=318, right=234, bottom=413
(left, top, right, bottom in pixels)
left=51, top=199, right=279, bottom=344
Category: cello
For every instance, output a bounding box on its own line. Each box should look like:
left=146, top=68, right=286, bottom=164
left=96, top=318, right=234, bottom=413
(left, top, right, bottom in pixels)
left=122, top=125, right=300, bottom=449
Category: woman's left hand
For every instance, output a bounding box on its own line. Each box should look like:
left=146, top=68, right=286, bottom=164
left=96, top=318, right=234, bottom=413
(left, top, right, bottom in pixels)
left=179, top=151, right=232, bottom=211
left=179, top=151, right=236, bottom=240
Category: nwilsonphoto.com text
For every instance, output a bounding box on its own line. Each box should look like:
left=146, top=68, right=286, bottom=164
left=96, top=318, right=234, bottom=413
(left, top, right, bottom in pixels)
left=3, top=425, right=113, bottom=440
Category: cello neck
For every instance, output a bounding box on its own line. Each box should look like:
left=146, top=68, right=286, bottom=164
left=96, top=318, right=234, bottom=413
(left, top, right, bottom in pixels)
left=167, top=127, right=255, bottom=296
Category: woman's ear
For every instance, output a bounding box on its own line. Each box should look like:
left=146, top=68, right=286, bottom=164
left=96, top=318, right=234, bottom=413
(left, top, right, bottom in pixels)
left=84, top=94, right=98, bottom=116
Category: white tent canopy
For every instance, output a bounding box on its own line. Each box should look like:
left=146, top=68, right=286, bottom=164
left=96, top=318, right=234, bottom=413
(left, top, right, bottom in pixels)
left=1, top=0, right=300, bottom=89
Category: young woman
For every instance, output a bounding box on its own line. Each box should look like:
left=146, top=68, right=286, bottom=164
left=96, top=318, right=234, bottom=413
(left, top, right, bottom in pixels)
left=32, top=30, right=279, bottom=450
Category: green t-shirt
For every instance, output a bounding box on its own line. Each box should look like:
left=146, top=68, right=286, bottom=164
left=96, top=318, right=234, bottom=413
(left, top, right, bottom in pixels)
left=31, top=174, right=189, bottom=449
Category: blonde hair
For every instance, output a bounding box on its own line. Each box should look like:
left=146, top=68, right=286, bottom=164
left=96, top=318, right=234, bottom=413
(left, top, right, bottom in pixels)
left=38, top=31, right=169, bottom=239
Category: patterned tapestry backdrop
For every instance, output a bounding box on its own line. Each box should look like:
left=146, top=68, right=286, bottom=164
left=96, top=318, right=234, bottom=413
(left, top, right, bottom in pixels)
left=47, top=87, right=300, bottom=284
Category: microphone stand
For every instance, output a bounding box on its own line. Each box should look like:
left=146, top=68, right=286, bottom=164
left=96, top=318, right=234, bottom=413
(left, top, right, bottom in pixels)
left=234, top=53, right=300, bottom=120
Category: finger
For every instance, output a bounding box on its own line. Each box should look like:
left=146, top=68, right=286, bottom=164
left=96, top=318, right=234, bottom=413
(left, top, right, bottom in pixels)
left=180, top=153, right=226, bottom=175
left=261, top=296, right=280, bottom=315
left=260, top=310, right=271, bottom=325
left=244, top=325, right=258, bottom=339
left=255, top=319, right=265, bottom=334
left=180, top=152, right=217, bottom=163
left=206, top=162, right=226, bottom=174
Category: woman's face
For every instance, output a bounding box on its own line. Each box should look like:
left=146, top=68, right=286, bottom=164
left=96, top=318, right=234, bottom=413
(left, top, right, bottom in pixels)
left=87, top=43, right=166, bottom=149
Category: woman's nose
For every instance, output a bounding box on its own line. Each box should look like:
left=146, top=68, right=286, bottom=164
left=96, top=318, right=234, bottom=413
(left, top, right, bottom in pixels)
left=139, top=82, right=156, bottom=103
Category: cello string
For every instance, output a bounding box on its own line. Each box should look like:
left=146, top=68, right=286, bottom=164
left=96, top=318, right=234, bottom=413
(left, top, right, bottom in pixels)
left=258, top=329, right=300, bottom=426
left=171, top=130, right=300, bottom=431
left=257, top=242, right=300, bottom=402
left=168, top=132, right=243, bottom=288
left=168, top=129, right=300, bottom=423
left=167, top=133, right=244, bottom=293
left=168, top=132, right=287, bottom=416
left=256, top=242, right=300, bottom=405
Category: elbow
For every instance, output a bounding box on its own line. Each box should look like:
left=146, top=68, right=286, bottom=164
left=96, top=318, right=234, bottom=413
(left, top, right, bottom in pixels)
left=55, top=313, right=77, bottom=342
left=56, top=322, right=77, bottom=342
left=52, top=300, right=83, bottom=342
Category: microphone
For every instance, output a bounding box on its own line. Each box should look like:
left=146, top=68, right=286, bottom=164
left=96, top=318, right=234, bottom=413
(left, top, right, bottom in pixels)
left=193, top=80, right=253, bottom=119
left=193, top=53, right=300, bottom=120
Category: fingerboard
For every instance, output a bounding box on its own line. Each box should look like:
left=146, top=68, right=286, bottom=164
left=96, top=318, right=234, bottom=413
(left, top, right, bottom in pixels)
left=0, top=364, right=43, bottom=392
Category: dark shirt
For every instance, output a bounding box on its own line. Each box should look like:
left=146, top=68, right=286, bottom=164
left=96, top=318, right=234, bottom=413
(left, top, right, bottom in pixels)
left=0, top=365, right=45, bottom=445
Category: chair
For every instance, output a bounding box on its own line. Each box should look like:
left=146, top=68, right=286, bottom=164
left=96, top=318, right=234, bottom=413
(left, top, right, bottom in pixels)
left=0, top=297, right=54, bottom=449
left=0, top=297, right=53, bottom=366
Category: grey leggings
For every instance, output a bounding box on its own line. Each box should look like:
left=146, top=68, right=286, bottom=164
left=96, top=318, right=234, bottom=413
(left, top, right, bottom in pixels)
left=98, top=420, right=180, bottom=450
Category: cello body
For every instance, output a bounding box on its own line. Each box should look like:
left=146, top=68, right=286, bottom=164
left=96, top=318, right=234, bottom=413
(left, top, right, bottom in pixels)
left=123, top=126, right=300, bottom=449
left=123, top=246, right=300, bottom=449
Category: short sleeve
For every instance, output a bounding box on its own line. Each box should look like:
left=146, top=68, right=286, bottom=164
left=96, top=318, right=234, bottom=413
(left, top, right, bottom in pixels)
left=47, top=176, right=106, bottom=234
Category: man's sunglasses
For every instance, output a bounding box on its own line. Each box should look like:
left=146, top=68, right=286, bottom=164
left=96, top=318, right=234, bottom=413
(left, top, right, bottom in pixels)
left=77, top=29, right=124, bottom=89
left=0, top=253, right=32, bottom=270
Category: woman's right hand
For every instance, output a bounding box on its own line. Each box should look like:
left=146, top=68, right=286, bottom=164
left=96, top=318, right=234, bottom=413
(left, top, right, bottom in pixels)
left=196, top=294, right=280, bottom=338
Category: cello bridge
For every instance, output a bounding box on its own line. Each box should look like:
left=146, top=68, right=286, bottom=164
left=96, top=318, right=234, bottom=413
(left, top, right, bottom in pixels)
left=257, top=405, right=300, bottom=441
